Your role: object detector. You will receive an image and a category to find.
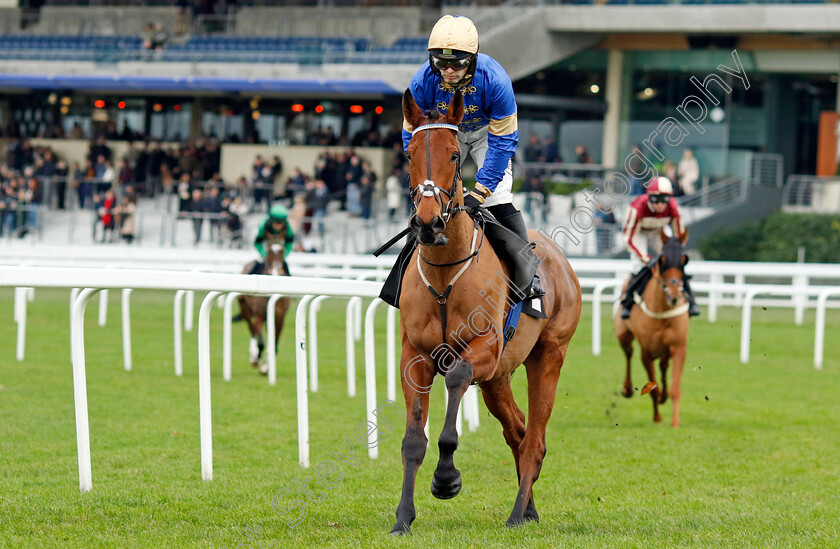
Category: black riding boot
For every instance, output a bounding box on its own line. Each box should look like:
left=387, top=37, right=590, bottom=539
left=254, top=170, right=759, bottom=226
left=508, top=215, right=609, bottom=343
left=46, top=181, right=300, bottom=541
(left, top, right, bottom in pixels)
left=620, top=266, right=653, bottom=319
left=683, top=275, right=701, bottom=317
left=249, top=260, right=265, bottom=275
left=379, top=234, right=416, bottom=308
left=488, top=204, right=545, bottom=299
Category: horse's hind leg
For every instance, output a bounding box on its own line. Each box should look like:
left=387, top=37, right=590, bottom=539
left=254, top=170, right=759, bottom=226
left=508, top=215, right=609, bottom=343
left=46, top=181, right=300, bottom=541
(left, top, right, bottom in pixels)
left=430, top=357, right=473, bottom=501
left=479, top=376, right=535, bottom=521
left=239, top=297, right=261, bottom=369
left=617, top=326, right=635, bottom=398
left=506, top=344, right=568, bottom=528
left=640, top=350, right=661, bottom=423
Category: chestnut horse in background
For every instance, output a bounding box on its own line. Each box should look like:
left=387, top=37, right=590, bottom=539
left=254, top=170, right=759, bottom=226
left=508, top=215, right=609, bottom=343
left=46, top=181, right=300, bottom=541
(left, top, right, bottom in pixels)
left=239, top=239, right=291, bottom=373
left=614, top=230, right=690, bottom=427
left=391, top=89, right=581, bottom=534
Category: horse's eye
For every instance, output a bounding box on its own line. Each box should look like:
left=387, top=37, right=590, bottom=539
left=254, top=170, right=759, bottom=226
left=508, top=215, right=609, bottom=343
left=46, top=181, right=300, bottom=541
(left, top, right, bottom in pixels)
left=404, top=152, right=411, bottom=162
left=450, top=153, right=460, bottom=162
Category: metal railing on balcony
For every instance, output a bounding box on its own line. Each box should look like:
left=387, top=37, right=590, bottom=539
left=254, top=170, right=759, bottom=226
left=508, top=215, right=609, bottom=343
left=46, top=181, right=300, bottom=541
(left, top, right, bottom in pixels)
left=514, top=162, right=611, bottom=186
left=678, top=175, right=746, bottom=210
left=782, top=175, right=840, bottom=214
left=746, top=152, right=783, bottom=188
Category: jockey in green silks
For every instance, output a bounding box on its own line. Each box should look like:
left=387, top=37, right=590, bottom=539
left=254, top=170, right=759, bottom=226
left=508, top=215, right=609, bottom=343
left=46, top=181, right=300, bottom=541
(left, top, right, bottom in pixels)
left=250, top=204, right=294, bottom=274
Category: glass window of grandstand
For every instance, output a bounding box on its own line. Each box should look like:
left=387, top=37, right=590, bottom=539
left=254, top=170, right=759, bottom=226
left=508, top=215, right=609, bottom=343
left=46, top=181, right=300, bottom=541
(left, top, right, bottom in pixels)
left=513, top=56, right=607, bottom=168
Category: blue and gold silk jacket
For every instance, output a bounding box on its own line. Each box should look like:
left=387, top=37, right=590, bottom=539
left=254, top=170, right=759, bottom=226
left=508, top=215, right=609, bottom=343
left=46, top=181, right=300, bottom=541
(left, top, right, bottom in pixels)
left=402, top=53, right=519, bottom=193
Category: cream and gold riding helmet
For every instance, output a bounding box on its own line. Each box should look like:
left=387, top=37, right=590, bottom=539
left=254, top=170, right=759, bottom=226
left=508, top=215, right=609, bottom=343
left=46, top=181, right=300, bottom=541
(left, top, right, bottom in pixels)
left=427, top=15, right=479, bottom=82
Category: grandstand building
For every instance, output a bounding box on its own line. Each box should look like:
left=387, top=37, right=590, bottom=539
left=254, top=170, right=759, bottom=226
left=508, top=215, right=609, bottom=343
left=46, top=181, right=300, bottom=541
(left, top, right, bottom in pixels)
left=1, top=1, right=839, bottom=252
left=1, top=1, right=838, bottom=178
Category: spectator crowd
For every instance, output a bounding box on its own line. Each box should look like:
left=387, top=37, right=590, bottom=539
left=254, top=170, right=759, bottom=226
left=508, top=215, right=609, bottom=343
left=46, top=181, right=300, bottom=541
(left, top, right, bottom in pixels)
left=2, top=125, right=702, bottom=256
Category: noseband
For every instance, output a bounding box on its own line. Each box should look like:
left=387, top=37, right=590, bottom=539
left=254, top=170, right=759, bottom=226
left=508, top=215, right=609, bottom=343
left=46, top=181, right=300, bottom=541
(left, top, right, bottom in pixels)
left=655, top=263, right=685, bottom=296
left=408, top=123, right=463, bottom=223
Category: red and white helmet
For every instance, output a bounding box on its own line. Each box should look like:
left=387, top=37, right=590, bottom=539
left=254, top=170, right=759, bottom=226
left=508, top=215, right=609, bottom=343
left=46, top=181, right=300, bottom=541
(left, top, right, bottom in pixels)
left=646, top=176, right=674, bottom=196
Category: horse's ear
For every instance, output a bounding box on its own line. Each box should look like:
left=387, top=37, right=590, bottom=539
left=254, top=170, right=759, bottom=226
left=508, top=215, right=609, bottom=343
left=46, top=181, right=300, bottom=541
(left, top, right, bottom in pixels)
left=402, top=89, right=425, bottom=132
left=659, top=228, right=669, bottom=245
left=445, top=90, right=464, bottom=126
left=679, top=228, right=690, bottom=246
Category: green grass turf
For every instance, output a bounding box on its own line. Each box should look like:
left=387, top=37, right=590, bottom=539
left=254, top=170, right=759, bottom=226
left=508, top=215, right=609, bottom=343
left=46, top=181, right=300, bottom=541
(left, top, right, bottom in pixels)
left=1, top=287, right=839, bottom=548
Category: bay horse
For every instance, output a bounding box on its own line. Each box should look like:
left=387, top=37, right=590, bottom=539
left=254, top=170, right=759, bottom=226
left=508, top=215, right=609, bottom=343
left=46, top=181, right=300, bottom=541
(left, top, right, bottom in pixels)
left=239, top=239, right=291, bottom=373
left=613, top=229, right=690, bottom=427
left=391, top=89, right=582, bottom=534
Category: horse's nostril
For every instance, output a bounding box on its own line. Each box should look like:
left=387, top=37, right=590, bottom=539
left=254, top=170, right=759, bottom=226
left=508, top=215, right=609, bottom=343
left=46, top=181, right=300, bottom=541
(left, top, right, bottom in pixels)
left=409, top=215, right=423, bottom=233
left=410, top=214, right=445, bottom=235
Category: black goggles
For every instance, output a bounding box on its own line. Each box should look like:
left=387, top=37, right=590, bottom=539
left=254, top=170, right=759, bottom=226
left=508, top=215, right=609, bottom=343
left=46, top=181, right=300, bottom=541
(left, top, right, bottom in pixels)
left=648, top=194, right=669, bottom=204
left=431, top=56, right=472, bottom=70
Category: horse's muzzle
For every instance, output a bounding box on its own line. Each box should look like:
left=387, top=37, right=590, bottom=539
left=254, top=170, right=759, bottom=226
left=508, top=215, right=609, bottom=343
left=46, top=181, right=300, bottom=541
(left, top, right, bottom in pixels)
left=409, top=214, right=448, bottom=246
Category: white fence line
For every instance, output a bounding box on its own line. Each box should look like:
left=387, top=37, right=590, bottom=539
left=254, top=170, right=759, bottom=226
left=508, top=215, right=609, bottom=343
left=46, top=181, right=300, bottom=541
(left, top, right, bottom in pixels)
left=3, top=258, right=839, bottom=492
left=588, top=279, right=840, bottom=371
left=1, top=266, right=385, bottom=492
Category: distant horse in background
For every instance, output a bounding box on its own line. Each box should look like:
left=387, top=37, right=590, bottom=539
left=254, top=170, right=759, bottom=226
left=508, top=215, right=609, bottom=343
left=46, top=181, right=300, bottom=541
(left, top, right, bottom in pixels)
left=239, top=239, right=291, bottom=373
left=614, top=229, right=690, bottom=427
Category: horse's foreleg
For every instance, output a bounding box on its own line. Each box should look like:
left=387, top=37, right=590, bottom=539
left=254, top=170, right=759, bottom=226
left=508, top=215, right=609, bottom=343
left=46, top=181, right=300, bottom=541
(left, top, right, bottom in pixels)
left=248, top=337, right=260, bottom=368
left=479, top=376, right=533, bottom=520
left=507, top=345, right=567, bottom=528
left=391, top=346, right=433, bottom=535
left=670, top=344, right=686, bottom=428
left=430, top=357, right=472, bottom=500
left=658, top=354, right=670, bottom=405
left=640, top=350, right=661, bottom=423
left=255, top=332, right=266, bottom=370
left=618, top=329, right=635, bottom=398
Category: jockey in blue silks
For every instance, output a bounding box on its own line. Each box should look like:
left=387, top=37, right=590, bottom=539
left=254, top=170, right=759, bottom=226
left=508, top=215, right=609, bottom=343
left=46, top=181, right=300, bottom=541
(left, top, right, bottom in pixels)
left=379, top=14, right=544, bottom=308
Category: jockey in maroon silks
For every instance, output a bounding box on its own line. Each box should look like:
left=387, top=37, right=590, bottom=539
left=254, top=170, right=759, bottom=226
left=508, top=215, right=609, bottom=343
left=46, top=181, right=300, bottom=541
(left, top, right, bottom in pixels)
left=619, top=176, right=700, bottom=318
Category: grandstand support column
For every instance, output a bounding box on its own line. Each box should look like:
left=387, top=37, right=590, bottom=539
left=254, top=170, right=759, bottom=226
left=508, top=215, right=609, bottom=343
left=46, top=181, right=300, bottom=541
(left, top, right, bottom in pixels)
left=0, top=101, right=9, bottom=135
left=836, top=70, right=840, bottom=116
left=602, top=49, right=625, bottom=169
left=190, top=98, right=204, bottom=142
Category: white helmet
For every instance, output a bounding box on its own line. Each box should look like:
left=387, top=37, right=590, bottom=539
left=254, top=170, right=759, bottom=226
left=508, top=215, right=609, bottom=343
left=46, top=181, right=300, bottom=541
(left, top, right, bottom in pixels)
left=646, top=176, right=674, bottom=196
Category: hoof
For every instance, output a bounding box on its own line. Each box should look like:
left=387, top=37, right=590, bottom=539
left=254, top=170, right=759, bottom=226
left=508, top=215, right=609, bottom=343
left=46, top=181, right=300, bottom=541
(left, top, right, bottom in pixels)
left=259, top=363, right=268, bottom=375
left=430, top=471, right=461, bottom=500
left=524, top=506, right=539, bottom=523
left=654, top=414, right=662, bottom=423
left=621, top=386, right=633, bottom=398
left=250, top=361, right=259, bottom=369
left=389, top=524, right=410, bottom=536
left=506, top=516, right=527, bottom=528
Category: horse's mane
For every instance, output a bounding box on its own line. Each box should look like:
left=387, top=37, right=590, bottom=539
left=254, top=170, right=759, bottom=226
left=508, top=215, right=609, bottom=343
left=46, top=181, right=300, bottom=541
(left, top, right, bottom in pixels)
left=423, top=109, right=441, bottom=124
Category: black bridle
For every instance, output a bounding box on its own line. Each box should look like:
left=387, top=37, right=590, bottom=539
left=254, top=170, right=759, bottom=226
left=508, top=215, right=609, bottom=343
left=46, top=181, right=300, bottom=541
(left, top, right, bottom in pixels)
left=404, top=121, right=486, bottom=350
left=370, top=121, right=469, bottom=258
left=407, top=122, right=463, bottom=223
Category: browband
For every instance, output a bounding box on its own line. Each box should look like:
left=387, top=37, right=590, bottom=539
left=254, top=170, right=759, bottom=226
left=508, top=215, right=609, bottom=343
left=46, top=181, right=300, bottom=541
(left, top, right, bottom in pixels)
left=411, top=123, right=460, bottom=135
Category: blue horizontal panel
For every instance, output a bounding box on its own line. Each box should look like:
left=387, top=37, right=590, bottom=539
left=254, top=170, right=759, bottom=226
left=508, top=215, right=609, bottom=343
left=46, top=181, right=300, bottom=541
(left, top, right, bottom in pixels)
left=0, top=73, right=401, bottom=95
